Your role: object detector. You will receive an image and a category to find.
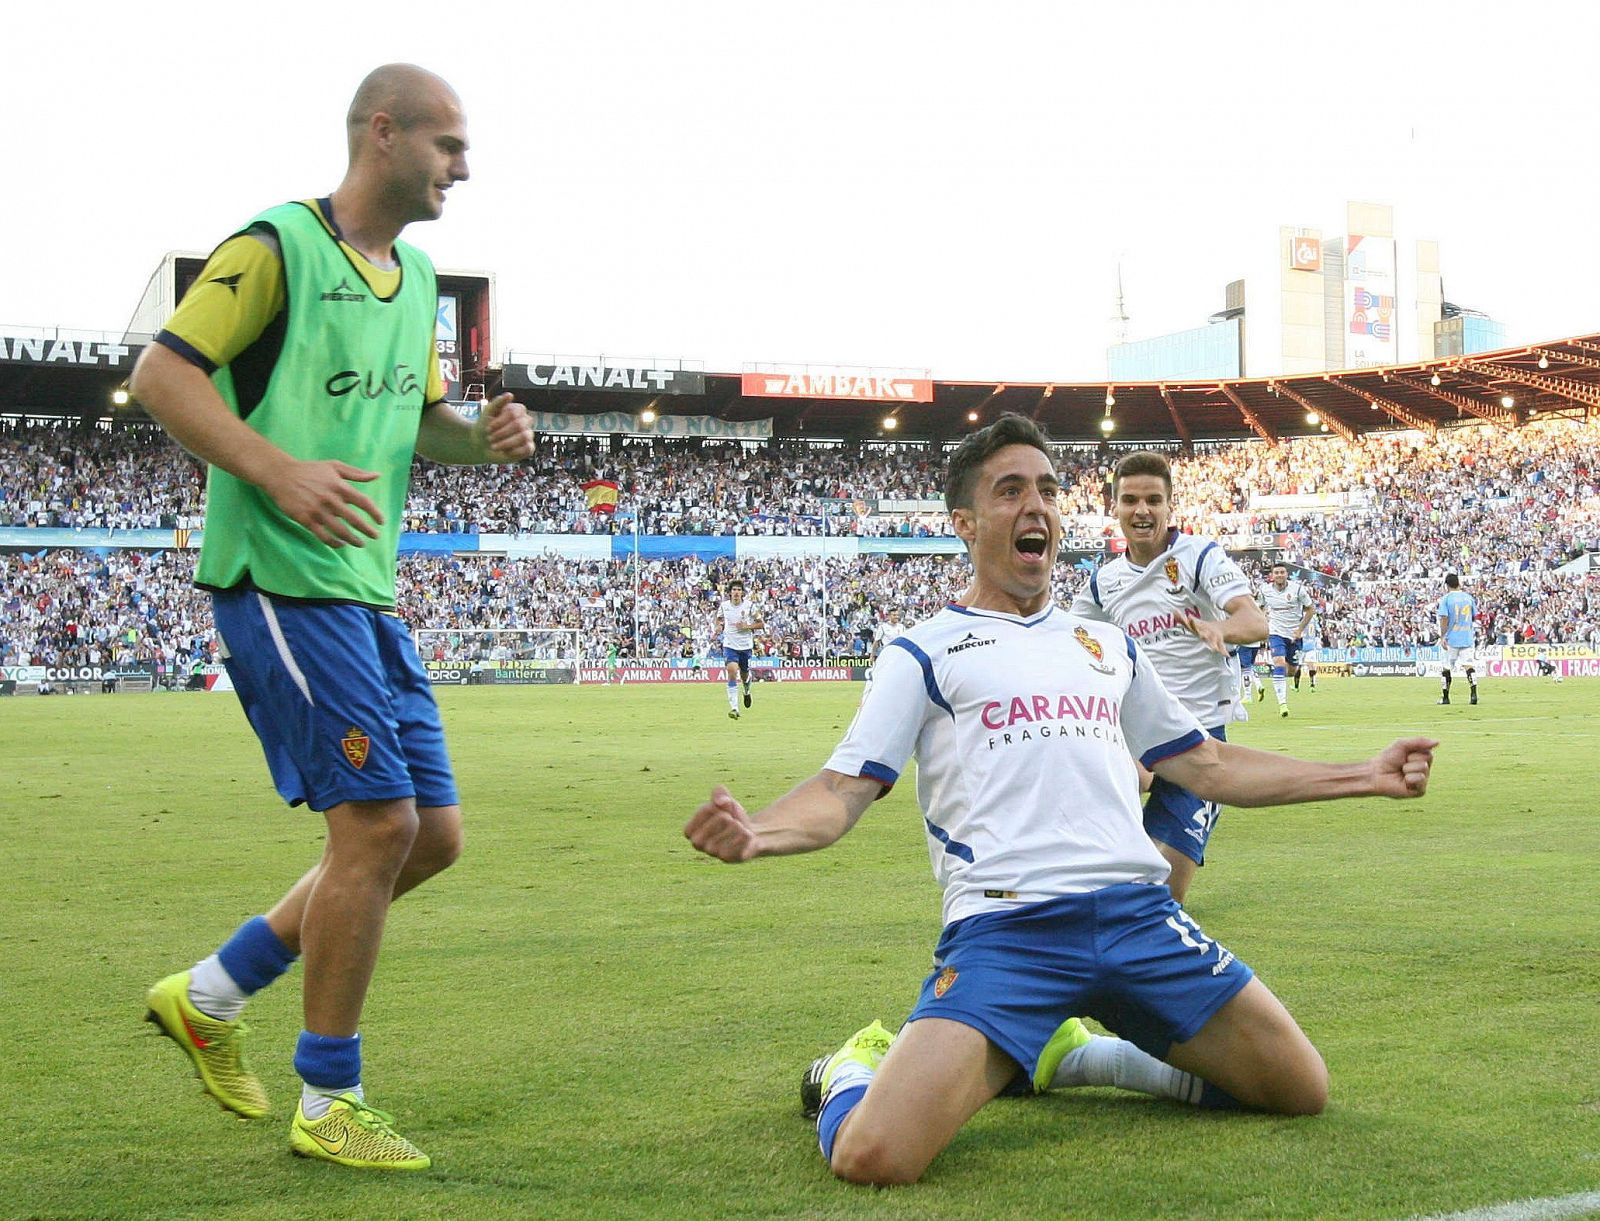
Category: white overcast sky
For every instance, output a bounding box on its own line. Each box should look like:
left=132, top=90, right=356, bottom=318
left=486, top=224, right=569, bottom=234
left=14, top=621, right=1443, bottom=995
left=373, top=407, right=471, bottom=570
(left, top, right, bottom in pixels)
left=6, top=0, right=1597, bottom=382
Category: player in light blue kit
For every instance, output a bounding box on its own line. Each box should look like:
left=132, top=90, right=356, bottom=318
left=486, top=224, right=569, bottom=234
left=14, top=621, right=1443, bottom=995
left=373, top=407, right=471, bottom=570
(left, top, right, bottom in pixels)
left=684, top=415, right=1438, bottom=1187
left=1437, top=573, right=1478, bottom=706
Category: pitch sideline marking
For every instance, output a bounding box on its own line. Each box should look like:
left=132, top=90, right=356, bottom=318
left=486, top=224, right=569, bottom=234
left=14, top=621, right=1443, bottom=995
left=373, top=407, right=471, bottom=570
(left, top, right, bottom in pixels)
left=1406, top=1189, right=1600, bottom=1220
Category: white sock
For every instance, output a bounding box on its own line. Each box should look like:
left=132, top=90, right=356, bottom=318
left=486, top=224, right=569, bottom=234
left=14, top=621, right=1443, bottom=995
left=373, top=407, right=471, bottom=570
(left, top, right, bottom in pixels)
left=1272, top=676, right=1288, bottom=704
left=727, top=684, right=738, bottom=710
left=1050, top=1034, right=1203, bottom=1104
left=187, top=954, right=248, bottom=1022
left=301, top=1081, right=363, bottom=1120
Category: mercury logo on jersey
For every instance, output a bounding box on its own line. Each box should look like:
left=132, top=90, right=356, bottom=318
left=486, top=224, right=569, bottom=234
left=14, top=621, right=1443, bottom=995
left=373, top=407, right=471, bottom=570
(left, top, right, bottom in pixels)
left=947, top=632, right=995, bottom=655
left=320, top=277, right=368, bottom=302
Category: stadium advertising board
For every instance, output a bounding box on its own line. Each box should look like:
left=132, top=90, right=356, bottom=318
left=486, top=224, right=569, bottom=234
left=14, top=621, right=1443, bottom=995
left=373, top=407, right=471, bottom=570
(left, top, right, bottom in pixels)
left=1502, top=644, right=1597, bottom=660
left=3, top=664, right=105, bottom=682
left=740, top=370, right=934, bottom=402
left=1486, top=657, right=1600, bottom=678
left=525, top=411, right=771, bottom=439
left=424, top=660, right=575, bottom=685
left=1350, top=659, right=1429, bottom=677
left=575, top=665, right=859, bottom=683
left=503, top=363, right=706, bottom=395
left=1345, top=234, right=1397, bottom=367
left=0, top=333, right=141, bottom=369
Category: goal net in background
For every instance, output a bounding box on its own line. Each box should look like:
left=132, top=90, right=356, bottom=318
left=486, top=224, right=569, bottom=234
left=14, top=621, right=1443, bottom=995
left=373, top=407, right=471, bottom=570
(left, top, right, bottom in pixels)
left=413, top=627, right=584, bottom=686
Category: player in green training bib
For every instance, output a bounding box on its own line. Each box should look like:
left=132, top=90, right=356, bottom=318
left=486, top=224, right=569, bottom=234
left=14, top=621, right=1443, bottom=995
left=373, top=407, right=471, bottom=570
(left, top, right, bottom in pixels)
left=131, top=64, right=535, bottom=1171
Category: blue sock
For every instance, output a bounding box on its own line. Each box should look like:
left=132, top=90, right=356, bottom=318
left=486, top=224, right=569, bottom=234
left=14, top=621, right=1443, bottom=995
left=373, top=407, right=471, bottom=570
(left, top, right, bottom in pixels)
left=817, top=1084, right=868, bottom=1162
left=294, top=1031, right=362, bottom=1091
left=1197, top=1080, right=1243, bottom=1110
left=216, top=915, right=297, bottom=994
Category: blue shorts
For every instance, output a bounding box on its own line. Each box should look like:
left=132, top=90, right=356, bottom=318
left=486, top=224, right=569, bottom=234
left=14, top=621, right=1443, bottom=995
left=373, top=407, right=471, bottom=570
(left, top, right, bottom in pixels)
left=211, top=590, right=459, bottom=812
left=1268, top=635, right=1301, bottom=668
left=1144, top=725, right=1225, bottom=866
left=1236, top=645, right=1258, bottom=669
left=906, top=883, right=1253, bottom=1073
left=722, top=646, right=752, bottom=670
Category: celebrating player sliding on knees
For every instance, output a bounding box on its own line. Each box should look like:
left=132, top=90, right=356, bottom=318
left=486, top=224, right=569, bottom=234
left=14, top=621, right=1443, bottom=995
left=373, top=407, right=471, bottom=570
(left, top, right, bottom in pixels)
left=684, top=412, right=1436, bottom=1188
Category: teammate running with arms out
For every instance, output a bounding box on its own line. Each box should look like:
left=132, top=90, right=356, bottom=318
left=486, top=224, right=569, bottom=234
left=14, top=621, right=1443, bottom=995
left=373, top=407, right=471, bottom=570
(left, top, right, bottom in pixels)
left=1437, top=573, right=1479, bottom=706
left=1262, top=563, right=1315, bottom=718
left=683, top=414, right=1436, bottom=1187
left=1070, top=450, right=1269, bottom=905
left=131, top=64, right=535, bottom=1171
left=718, top=579, right=760, bottom=718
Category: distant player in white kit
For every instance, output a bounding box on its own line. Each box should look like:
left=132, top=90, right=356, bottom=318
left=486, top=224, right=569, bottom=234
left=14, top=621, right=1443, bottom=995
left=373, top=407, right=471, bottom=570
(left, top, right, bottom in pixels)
left=718, top=579, right=760, bottom=719
left=1070, top=450, right=1269, bottom=903
left=1262, top=563, right=1315, bottom=718
left=684, top=414, right=1437, bottom=1187
left=872, top=607, right=907, bottom=658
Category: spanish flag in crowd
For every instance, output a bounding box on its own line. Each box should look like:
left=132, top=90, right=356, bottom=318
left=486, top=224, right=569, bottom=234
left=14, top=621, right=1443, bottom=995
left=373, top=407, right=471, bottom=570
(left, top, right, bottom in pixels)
left=582, top=479, right=620, bottom=514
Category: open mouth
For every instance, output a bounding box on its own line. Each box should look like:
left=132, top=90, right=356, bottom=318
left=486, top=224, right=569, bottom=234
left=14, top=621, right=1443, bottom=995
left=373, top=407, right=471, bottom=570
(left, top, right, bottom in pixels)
left=1016, top=531, right=1048, bottom=558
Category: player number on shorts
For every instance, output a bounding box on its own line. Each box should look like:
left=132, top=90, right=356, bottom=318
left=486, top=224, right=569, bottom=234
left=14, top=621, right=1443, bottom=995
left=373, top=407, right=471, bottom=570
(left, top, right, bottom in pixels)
left=1165, top=910, right=1215, bottom=955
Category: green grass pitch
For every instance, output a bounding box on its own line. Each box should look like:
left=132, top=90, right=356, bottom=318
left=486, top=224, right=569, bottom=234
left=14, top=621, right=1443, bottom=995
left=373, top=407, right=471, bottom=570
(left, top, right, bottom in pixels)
left=3, top=677, right=1598, bottom=1219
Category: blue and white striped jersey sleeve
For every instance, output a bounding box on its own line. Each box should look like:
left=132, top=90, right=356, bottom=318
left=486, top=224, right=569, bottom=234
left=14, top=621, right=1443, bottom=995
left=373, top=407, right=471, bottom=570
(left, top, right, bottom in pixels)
left=1119, top=637, right=1208, bottom=769
left=824, top=641, right=934, bottom=792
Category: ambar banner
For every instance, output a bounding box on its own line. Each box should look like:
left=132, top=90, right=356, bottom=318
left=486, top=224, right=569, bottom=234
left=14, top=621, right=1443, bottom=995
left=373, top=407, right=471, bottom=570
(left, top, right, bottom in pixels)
left=504, top=363, right=705, bottom=395
left=529, top=411, right=771, bottom=439
left=740, top=372, right=934, bottom=402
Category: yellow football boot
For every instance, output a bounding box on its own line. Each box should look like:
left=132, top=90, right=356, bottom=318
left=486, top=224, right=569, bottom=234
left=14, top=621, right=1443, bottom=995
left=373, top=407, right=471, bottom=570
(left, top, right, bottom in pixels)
left=289, top=1094, right=430, bottom=1170
left=145, top=971, right=269, bottom=1118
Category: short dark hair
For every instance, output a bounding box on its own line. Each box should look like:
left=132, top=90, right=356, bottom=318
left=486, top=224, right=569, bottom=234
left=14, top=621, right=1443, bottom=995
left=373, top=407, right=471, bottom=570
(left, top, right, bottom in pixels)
left=1271, top=562, right=1288, bottom=573
left=1112, top=450, right=1173, bottom=494
left=1445, top=573, right=1460, bottom=589
left=728, top=579, right=745, bottom=592
left=944, top=413, right=1053, bottom=512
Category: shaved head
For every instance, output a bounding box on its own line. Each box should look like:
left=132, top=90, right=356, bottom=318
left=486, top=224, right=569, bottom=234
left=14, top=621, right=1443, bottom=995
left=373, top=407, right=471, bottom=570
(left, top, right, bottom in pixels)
left=346, top=64, right=459, bottom=156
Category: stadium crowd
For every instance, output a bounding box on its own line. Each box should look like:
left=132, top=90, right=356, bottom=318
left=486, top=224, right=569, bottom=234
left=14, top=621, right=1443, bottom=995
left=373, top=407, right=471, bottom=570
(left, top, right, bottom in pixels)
left=4, top=414, right=1599, bottom=670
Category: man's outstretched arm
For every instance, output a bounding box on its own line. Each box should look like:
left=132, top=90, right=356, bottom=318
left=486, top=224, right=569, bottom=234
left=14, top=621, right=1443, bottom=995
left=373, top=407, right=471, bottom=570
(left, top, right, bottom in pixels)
left=684, top=771, right=885, bottom=863
left=1153, top=736, right=1437, bottom=809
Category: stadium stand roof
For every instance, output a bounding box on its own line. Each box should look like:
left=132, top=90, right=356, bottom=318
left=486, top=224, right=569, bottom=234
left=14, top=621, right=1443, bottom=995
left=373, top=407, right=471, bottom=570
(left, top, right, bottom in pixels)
left=6, top=327, right=1599, bottom=445
left=485, top=335, right=1600, bottom=445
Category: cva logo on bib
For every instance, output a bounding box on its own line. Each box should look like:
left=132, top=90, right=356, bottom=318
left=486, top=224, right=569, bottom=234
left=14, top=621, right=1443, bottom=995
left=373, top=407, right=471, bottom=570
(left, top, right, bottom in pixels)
left=324, top=364, right=422, bottom=401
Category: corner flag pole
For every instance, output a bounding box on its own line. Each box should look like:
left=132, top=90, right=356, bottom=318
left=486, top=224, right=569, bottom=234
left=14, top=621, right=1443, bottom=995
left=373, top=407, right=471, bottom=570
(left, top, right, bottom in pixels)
left=632, top=496, right=641, bottom=659
left=820, top=501, right=830, bottom=664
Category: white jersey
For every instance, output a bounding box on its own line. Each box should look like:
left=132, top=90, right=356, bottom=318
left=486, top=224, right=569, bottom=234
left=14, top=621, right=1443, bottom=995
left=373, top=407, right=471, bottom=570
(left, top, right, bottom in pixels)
left=1262, top=579, right=1314, bottom=639
left=826, top=603, right=1206, bottom=926
left=1071, top=529, right=1252, bottom=727
left=720, top=600, right=756, bottom=650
